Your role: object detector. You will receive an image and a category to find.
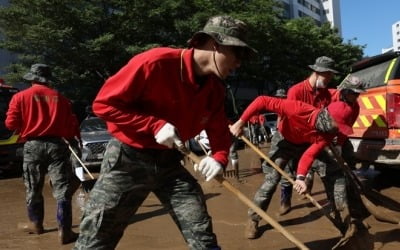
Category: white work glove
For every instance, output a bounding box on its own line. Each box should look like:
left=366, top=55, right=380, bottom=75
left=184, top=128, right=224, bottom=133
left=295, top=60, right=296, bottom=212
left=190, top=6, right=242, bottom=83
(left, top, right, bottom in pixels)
left=194, top=156, right=223, bottom=181
left=155, top=123, right=184, bottom=149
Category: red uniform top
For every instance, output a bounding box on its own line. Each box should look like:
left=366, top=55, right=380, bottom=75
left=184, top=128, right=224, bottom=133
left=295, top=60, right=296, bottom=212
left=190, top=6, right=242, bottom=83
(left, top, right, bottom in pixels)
left=92, top=47, right=231, bottom=165
left=5, top=84, right=79, bottom=140
left=258, top=114, right=265, bottom=125
left=240, top=96, right=342, bottom=176
left=286, top=78, right=335, bottom=107
left=249, top=115, right=259, bottom=124
left=286, top=78, right=359, bottom=135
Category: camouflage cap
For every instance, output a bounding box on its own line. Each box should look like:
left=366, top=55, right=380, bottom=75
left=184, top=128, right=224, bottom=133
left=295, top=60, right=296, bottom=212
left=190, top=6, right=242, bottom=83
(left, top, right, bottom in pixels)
left=23, top=63, right=53, bottom=84
left=308, top=56, right=339, bottom=74
left=315, top=108, right=338, bottom=134
left=337, top=75, right=366, bottom=93
left=274, top=88, right=287, bottom=98
left=188, top=15, right=257, bottom=56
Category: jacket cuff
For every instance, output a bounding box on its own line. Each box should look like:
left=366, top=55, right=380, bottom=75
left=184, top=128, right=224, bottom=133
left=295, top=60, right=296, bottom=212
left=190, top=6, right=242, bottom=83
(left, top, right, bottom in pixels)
left=296, top=175, right=306, bottom=181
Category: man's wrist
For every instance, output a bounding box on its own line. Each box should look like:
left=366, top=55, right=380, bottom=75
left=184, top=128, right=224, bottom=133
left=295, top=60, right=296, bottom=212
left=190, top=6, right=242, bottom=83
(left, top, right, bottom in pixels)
left=296, top=175, right=306, bottom=181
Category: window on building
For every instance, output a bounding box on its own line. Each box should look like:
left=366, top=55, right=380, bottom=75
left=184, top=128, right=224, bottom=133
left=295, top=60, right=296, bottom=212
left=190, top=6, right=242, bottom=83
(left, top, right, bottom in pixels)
left=281, top=2, right=291, bottom=19
left=298, top=10, right=308, bottom=17
left=297, top=0, right=305, bottom=6
left=324, top=8, right=329, bottom=14
left=310, top=5, right=320, bottom=14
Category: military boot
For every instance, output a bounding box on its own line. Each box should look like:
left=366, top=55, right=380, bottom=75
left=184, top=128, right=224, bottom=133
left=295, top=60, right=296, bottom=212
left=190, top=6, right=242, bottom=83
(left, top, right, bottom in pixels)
left=57, top=200, right=78, bottom=244
left=245, top=219, right=259, bottom=239
left=18, top=202, right=44, bottom=234
left=279, top=185, right=292, bottom=215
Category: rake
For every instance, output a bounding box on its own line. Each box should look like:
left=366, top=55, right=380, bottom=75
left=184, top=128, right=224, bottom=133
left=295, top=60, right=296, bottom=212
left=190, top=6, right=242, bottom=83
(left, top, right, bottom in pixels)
left=194, top=137, right=239, bottom=179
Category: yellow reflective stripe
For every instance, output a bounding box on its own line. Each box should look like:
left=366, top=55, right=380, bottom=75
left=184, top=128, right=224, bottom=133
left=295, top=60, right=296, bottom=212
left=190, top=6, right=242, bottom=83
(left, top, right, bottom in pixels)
left=371, top=114, right=387, bottom=127
left=384, top=58, right=397, bottom=83
left=353, top=121, right=360, bottom=128
left=375, top=95, right=386, bottom=110
left=0, top=134, right=19, bottom=145
left=359, top=115, right=371, bottom=127
left=361, top=96, right=373, bottom=109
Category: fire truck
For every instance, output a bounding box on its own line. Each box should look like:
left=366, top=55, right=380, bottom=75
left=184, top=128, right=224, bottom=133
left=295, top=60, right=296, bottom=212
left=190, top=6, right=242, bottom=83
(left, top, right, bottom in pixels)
left=348, top=51, right=400, bottom=168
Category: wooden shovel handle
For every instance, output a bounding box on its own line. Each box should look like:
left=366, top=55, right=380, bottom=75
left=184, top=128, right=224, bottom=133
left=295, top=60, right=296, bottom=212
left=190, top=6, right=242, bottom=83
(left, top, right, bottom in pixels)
left=240, top=135, right=350, bottom=234
left=187, top=151, right=308, bottom=250
left=240, top=135, right=323, bottom=209
left=62, top=138, right=95, bottom=180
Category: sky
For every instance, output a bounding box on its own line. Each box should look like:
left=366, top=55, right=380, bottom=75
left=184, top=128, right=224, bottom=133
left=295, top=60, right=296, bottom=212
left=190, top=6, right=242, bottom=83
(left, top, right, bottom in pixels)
left=340, top=0, right=400, bottom=57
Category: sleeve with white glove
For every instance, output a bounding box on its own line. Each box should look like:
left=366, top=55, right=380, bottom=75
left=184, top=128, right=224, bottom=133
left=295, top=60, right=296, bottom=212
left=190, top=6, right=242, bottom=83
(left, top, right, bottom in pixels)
left=194, top=156, right=223, bottom=181
left=154, top=122, right=184, bottom=149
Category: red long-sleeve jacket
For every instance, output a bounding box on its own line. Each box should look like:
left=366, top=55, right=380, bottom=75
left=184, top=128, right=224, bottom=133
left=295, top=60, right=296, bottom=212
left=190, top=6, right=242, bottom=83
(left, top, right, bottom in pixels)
left=5, top=84, right=79, bottom=140
left=240, top=96, right=338, bottom=176
left=92, top=47, right=231, bottom=166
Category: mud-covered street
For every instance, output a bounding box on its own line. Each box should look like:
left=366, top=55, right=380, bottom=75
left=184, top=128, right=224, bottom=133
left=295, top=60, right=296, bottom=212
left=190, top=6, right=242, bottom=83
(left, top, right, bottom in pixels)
left=1, top=146, right=400, bottom=250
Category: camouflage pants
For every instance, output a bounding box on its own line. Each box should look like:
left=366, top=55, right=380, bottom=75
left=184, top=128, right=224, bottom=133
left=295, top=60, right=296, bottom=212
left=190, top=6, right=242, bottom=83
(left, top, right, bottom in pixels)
left=23, top=138, right=74, bottom=208
left=74, top=138, right=220, bottom=250
left=249, top=132, right=347, bottom=221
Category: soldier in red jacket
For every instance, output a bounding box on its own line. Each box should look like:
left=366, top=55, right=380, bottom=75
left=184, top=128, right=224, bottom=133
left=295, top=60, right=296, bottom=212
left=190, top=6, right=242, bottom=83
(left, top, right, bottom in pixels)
left=74, top=15, right=257, bottom=250
left=278, top=56, right=339, bottom=216
left=230, top=95, right=359, bottom=239
left=5, top=64, right=80, bottom=244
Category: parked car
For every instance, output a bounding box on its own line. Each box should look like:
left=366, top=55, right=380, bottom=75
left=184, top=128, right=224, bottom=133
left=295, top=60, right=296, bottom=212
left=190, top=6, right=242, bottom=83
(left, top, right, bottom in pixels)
left=263, top=112, right=278, bottom=138
left=0, top=84, right=24, bottom=177
left=347, top=51, right=400, bottom=168
left=80, top=115, right=111, bottom=168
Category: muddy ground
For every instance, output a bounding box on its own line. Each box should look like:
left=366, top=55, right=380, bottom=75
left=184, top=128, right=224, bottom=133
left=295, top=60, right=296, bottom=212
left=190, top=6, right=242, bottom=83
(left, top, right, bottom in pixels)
left=0, top=145, right=400, bottom=250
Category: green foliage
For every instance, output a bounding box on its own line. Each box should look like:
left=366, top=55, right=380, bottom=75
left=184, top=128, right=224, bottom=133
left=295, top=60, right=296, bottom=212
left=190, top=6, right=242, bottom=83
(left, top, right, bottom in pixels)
left=0, top=0, right=364, bottom=102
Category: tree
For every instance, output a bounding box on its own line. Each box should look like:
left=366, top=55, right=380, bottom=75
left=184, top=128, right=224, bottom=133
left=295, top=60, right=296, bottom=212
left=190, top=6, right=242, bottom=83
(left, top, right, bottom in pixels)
left=0, top=0, right=364, bottom=103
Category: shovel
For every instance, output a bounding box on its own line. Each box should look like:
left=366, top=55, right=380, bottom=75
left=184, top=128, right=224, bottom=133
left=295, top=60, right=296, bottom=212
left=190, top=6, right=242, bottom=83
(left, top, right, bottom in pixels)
left=62, top=138, right=97, bottom=193
left=328, top=144, right=400, bottom=225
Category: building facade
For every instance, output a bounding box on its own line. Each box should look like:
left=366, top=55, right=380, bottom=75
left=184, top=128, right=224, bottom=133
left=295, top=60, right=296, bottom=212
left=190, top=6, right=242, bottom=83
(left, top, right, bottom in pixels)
left=392, top=21, right=400, bottom=52
left=277, top=0, right=342, bottom=35
left=381, top=21, right=400, bottom=54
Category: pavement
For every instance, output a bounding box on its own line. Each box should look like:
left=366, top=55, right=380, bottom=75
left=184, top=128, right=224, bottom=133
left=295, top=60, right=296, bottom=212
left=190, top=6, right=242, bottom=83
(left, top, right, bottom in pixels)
left=0, top=145, right=400, bottom=249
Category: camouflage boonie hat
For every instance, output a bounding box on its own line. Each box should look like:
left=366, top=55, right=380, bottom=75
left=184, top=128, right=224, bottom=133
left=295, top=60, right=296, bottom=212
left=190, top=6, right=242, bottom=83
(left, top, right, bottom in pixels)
left=274, top=88, right=287, bottom=98
left=308, top=56, right=339, bottom=74
left=188, top=15, right=257, bottom=55
left=23, top=63, right=53, bottom=84
left=337, top=75, right=366, bottom=93
left=315, top=108, right=338, bottom=134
